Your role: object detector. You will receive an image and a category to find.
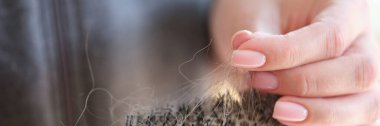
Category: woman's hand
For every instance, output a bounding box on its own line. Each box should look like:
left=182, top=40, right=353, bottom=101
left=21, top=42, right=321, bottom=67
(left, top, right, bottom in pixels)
left=212, top=0, right=380, bottom=125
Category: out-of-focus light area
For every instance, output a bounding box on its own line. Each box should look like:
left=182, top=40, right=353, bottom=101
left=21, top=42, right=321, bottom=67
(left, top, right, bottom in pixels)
left=370, top=0, right=380, bottom=43
left=370, top=0, right=380, bottom=124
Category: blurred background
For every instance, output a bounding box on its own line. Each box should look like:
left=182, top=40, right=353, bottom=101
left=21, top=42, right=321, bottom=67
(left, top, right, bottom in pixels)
left=0, top=0, right=212, bottom=126
left=0, top=0, right=379, bottom=126
left=370, top=0, right=380, bottom=43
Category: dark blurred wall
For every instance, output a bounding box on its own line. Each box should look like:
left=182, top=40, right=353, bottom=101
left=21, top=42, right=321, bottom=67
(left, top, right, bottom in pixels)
left=0, top=0, right=210, bottom=126
left=0, top=0, right=62, bottom=125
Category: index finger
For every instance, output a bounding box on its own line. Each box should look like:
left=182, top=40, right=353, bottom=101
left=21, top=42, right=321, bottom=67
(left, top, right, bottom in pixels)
left=231, top=0, right=369, bottom=71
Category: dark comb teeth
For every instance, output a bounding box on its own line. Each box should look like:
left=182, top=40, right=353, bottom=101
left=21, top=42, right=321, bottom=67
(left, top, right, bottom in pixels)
left=126, top=90, right=284, bottom=126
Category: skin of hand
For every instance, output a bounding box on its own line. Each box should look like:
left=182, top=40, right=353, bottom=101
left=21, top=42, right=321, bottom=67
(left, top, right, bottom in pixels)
left=212, top=0, right=380, bottom=125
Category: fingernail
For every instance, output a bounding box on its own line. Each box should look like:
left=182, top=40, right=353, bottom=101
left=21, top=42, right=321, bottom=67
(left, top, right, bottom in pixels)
left=251, top=72, right=278, bottom=90
left=232, top=30, right=253, bottom=49
left=273, top=101, right=308, bottom=122
left=231, top=50, right=266, bottom=68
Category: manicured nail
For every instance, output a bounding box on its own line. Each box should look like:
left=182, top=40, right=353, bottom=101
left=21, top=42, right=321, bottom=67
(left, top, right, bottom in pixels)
left=231, top=50, right=266, bottom=68
left=232, top=30, right=253, bottom=49
left=251, top=72, right=278, bottom=90
left=273, top=101, right=308, bottom=122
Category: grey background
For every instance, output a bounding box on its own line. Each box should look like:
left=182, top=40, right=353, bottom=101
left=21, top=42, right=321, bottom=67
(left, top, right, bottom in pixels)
left=0, top=0, right=211, bottom=125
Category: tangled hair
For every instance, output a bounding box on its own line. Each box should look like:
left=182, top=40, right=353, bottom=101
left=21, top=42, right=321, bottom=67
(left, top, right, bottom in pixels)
left=126, top=91, right=282, bottom=126
left=76, top=35, right=283, bottom=125
left=126, top=67, right=284, bottom=126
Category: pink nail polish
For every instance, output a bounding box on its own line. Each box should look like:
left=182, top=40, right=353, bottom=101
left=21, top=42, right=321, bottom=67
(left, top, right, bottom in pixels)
left=273, top=101, right=308, bottom=122
left=231, top=50, right=266, bottom=68
left=251, top=72, right=278, bottom=90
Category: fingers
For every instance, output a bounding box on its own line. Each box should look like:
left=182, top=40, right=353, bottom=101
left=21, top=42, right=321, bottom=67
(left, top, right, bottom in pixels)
left=231, top=0, right=369, bottom=71
left=250, top=53, right=380, bottom=97
left=249, top=33, right=380, bottom=97
left=272, top=87, right=380, bottom=126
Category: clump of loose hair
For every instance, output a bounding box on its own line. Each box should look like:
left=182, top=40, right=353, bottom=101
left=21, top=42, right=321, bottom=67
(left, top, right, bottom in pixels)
left=126, top=90, right=282, bottom=126
left=121, top=39, right=283, bottom=126
left=126, top=68, right=283, bottom=126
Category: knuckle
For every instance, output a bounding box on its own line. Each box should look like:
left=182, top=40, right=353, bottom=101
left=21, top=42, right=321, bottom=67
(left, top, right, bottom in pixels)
left=298, top=73, right=318, bottom=96
left=281, top=35, right=301, bottom=68
left=354, top=56, right=380, bottom=91
left=325, top=23, right=345, bottom=58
